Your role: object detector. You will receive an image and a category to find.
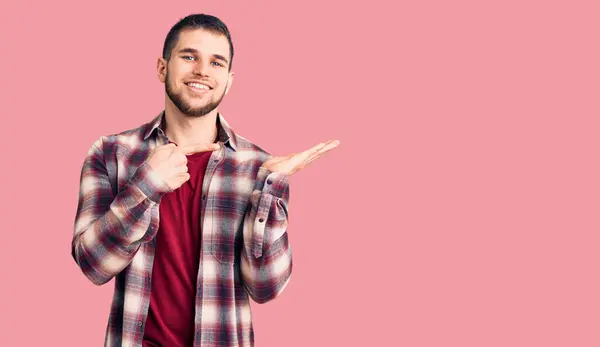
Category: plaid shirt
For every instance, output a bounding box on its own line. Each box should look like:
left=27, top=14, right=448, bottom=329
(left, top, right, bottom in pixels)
left=71, top=111, right=293, bottom=346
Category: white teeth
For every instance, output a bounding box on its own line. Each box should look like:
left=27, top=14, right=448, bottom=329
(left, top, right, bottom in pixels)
left=187, top=82, right=209, bottom=90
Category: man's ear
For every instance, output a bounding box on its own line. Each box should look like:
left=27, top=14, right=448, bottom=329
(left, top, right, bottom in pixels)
left=224, top=71, right=235, bottom=95
left=157, top=57, right=167, bottom=83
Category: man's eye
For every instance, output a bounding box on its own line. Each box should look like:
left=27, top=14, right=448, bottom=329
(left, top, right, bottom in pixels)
left=183, top=56, right=195, bottom=61
left=212, top=61, right=224, bottom=67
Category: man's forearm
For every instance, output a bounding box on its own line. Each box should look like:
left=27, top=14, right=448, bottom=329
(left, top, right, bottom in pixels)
left=72, top=140, right=168, bottom=285
left=240, top=166, right=293, bottom=303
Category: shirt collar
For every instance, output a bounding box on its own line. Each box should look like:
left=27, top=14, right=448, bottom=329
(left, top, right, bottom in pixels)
left=143, top=110, right=238, bottom=151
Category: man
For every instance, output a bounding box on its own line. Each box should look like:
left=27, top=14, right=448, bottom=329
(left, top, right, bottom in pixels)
left=71, top=13, right=339, bottom=347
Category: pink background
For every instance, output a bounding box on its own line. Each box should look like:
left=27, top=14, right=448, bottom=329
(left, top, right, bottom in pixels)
left=1, top=0, right=599, bottom=346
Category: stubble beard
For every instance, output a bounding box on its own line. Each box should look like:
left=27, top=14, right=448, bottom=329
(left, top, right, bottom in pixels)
left=165, top=73, right=226, bottom=117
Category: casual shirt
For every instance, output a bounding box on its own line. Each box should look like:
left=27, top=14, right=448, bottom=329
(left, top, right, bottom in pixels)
left=71, top=111, right=292, bottom=346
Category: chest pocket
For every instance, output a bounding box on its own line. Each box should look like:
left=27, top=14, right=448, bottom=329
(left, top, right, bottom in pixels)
left=209, top=160, right=257, bottom=264
left=210, top=203, right=246, bottom=264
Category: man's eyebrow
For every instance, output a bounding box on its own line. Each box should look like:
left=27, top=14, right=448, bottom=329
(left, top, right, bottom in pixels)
left=212, top=54, right=229, bottom=64
left=177, top=48, right=229, bottom=64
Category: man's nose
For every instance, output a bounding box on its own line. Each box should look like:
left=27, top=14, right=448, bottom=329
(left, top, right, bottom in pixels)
left=192, top=60, right=210, bottom=76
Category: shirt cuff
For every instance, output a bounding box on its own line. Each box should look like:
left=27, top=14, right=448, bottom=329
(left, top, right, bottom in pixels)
left=256, top=166, right=289, bottom=198
left=129, top=161, right=172, bottom=203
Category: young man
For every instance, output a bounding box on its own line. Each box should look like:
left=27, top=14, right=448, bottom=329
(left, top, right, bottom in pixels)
left=71, top=14, right=339, bottom=347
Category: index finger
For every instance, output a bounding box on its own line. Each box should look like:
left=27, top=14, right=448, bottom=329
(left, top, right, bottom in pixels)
left=306, top=140, right=340, bottom=163
left=298, top=140, right=338, bottom=160
left=155, top=143, right=177, bottom=151
left=177, top=143, right=221, bottom=155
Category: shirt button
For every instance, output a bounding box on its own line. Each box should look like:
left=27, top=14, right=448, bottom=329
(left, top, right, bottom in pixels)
left=259, top=218, right=265, bottom=223
left=267, top=179, right=273, bottom=185
left=213, top=159, right=219, bottom=163
left=138, top=321, right=143, bottom=327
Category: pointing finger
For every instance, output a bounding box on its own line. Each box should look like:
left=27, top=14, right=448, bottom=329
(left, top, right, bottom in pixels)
left=176, top=143, right=221, bottom=155
left=155, top=143, right=177, bottom=152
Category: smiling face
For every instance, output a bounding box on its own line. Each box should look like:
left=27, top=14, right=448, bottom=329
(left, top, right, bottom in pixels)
left=157, top=28, right=234, bottom=117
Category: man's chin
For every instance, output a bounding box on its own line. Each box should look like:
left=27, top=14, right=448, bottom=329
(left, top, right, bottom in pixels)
left=180, top=104, right=218, bottom=117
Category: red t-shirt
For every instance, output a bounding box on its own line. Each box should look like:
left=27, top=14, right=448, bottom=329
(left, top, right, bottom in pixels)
left=142, top=148, right=212, bottom=347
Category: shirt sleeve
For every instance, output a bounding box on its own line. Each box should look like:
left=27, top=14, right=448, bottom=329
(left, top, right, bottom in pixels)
left=71, top=137, right=171, bottom=285
left=240, top=165, right=293, bottom=303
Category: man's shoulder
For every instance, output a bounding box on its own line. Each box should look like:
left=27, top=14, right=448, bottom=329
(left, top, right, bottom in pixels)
left=91, top=119, right=152, bottom=153
left=233, top=133, right=272, bottom=161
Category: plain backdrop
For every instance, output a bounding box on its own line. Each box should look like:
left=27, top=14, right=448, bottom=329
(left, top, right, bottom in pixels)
left=0, top=0, right=599, bottom=346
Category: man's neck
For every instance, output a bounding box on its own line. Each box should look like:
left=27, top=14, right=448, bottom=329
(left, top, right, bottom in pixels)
left=163, top=103, right=219, bottom=147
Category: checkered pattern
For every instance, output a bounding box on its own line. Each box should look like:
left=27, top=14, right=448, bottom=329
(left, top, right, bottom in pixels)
left=71, top=111, right=293, bottom=346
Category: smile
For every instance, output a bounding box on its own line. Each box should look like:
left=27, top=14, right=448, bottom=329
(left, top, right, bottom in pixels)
left=185, top=82, right=212, bottom=93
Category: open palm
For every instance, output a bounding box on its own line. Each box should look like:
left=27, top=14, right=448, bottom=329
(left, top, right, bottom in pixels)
left=261, top=140, right=340, bottom=176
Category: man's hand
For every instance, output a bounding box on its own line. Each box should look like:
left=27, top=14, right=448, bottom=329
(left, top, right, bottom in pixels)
left=147, top=142, right=220, bottom=190
left=261, top=140, right=340, bottom=176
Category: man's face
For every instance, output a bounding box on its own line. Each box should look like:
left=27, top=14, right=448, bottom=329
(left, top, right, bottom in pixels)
left=158, top=28, right=234, bottom=117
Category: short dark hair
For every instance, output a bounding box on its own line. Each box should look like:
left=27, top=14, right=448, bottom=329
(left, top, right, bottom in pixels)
left=162, top=14, right=234, bottom=70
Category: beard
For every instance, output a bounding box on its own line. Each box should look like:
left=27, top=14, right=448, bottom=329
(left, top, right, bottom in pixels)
left=165, top=73, right=226, bottom=117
